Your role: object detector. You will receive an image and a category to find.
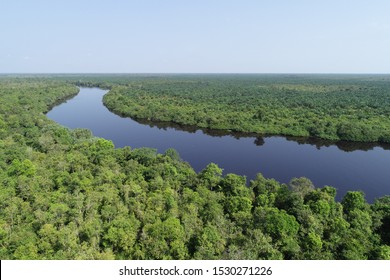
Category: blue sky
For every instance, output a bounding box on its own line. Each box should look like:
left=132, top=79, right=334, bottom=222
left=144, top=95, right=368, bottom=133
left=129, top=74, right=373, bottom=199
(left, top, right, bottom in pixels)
left=1, top=0, right=390, bottom=73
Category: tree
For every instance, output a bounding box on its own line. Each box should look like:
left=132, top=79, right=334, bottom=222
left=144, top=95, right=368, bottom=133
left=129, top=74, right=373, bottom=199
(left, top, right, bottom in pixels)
left=289, top=177, right=314, bottom=199
left=194, top=224, right=226, bottom=260
left=140, top=217, right=188, bottom=259
left=254, top=207, right=300, bottom=259
left=371, top=196, right=390, bottom=245
left=340, top=191, right=374, bottom=259
left=102, top=215, right=140, bottom=259
left=198, top=163, right=222, bottom=191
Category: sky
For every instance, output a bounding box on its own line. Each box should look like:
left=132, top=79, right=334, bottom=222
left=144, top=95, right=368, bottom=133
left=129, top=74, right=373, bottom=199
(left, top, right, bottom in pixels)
left=1, top=0, right=390, bottom=73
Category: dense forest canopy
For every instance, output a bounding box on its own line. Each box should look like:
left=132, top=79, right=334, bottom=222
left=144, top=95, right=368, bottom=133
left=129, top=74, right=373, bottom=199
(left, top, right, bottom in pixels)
left=95, top=74, right=390, bottom=143
left=0, top=75, right=389, bottom=260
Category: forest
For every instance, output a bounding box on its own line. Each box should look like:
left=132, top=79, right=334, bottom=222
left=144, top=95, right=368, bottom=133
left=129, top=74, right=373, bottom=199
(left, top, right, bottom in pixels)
left=99, top=74, right=390, bottom=143
left=0, top=75, right=389, bottom=260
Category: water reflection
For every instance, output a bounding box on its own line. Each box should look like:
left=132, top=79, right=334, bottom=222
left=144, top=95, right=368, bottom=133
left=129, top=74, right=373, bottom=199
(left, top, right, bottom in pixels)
left=113, top=113, right=390, bottom=152
left=47, top=87, right=390, bottom=202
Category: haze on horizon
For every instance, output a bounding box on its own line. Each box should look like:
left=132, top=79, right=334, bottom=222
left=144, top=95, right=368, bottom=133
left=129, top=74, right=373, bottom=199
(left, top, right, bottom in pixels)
left=1, top=0, right=390, bottom=74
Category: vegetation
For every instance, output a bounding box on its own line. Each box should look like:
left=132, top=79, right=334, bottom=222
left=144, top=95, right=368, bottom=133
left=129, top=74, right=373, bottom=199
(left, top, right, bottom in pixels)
left=100, top=74, right=390, bottom=143
left=0, top=76, right=389, bottom=260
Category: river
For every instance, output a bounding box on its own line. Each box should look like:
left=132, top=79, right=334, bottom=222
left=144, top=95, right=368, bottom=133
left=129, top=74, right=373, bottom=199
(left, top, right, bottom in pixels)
left=46, top=87, right=390, bottom=202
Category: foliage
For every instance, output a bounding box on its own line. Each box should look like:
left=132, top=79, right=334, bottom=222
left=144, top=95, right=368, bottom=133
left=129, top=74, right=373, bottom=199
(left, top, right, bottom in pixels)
left=0, top=76, right=389, bottom=260
left=100, top=74, right=390, bottom=143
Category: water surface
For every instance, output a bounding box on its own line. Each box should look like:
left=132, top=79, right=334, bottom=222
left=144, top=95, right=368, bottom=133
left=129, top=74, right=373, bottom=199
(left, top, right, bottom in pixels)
left=47, top=87, right=390, bottom=202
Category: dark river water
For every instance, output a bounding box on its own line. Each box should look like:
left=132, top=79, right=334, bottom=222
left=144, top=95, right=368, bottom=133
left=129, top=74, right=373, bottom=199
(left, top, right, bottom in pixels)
left=47, top=87, right=390, bottom=202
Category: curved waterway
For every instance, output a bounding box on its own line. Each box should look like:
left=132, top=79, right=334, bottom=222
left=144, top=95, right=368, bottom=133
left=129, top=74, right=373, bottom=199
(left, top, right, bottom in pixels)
left=47, top=87, right=390, bottom=202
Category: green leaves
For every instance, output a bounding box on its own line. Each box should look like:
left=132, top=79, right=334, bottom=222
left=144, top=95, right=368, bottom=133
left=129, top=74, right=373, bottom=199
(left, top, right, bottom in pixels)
left=194, top=224, right=226, bottom=260
left=8, top=159, right=36, bottom=177
left=103, top=75, right=390, bottom=143
left=140, top=217, right=188, bottom=260
left=198, top=163, right=223, bottom=190
left=103, top=215, right=140, bottom=258
left=1, top=77, right=389, bottom=260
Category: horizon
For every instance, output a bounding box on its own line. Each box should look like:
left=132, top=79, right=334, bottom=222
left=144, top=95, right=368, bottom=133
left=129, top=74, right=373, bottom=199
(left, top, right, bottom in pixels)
left=1, top=72, right=390, bottom=75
